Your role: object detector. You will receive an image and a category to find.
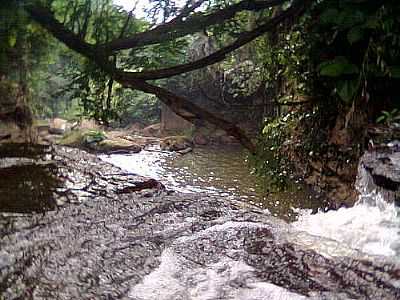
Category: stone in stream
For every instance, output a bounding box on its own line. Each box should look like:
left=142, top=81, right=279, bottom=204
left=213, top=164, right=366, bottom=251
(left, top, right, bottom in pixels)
left=359, top=145, right=400, bottom=205
left=48, top=118, right=69, bottom=135
left=160, top=135, right=193, bottom=152
left=0, top=144, right=399, bottom=299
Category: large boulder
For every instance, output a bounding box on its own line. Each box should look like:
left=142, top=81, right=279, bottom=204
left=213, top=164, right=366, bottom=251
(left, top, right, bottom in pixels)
left=60, top=129, right=141, bottom=154
left=142, top=123, right=161, bottom=137
left=79, top=119, right=101, bottom=130
left=92, top=138, right=142, bottom=153
left=160, top=136, right=193, bottom=151
left=358, top=144, right=400, bottom=205
left=49, top=118, right=69, bottom=135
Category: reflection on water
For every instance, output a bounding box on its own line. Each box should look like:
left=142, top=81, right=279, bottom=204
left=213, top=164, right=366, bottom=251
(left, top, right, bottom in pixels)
left=0, top=164, right=59, bottom=213
left=100, top=145, right=322, bottom=221
left=0, top=144, right=59, bottom=213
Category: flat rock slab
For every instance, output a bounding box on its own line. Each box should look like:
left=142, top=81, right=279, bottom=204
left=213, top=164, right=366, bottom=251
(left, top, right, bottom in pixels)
left=0, top=144, right=399, bottom=299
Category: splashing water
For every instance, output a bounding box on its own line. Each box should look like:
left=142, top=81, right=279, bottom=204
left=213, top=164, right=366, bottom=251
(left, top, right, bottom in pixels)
left=293, top=164, right=400, bottom=259
left=129, top=249, right=307, bottom=300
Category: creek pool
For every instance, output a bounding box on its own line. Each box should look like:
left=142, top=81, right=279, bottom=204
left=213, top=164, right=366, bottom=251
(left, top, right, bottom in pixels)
left=100, top=145, right=322, bottom=221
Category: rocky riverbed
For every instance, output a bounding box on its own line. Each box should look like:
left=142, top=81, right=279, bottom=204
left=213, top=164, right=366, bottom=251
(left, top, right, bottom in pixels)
left=1, top=144, right=400, bottom=299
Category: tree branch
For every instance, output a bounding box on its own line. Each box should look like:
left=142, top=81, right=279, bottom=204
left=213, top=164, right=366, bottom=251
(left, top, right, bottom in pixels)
left=24, top=0, right=310, bottom=152
left=119, top=2, right=302, bottom=80
left=25, top=4, right=97, bottom=61
left=99, top=0, right=287, bottom=51
left=172, top=0, right=205, bottom=22
left=117, top=78, right=257, bottom=153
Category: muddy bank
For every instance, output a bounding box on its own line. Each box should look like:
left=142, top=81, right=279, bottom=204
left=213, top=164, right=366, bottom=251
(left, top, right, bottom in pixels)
left=1, top=144, right=400, bottom=299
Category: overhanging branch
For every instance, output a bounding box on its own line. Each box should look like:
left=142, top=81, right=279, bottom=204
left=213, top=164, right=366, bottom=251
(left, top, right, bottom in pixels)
left=24, top=0, right=310, bottom=152
left=26, top=4, right=97, bottom=60
left=120, top=2, right=301, bottom=80
left=117, top=78, right=257, bottom=153
left=99, top=0, right=287, bottom=51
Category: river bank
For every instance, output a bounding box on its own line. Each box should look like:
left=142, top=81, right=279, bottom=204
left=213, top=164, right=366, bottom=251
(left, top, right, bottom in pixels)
left=1, top=143, right=400, bottom=299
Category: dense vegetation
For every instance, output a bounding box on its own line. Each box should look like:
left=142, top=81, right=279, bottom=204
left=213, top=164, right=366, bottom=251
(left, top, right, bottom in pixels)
left=1, top=0, right=399, bottom=194
left=252, top=0, right=400, bottom=191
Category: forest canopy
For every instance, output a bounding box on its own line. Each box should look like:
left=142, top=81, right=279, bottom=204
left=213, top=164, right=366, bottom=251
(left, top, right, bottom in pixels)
left=1, top=0, right=399, bottom=153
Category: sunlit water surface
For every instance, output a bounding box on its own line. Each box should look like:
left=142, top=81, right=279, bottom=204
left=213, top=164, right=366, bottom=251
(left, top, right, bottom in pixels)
left=100, top=145, right=400, bottom=261
left=1, top=144, right=399, bottom=299
left=100, top=145, right=321, bottom=221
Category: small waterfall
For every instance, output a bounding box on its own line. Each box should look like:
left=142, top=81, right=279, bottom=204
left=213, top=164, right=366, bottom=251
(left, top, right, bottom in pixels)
left=293, top=149, right=400, bottom=259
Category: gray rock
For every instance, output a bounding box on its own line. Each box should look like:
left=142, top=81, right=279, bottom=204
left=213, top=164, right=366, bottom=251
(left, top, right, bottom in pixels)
left=359, top=146, right=400, bottom=204
left=1, top=144, right=400, bottom=299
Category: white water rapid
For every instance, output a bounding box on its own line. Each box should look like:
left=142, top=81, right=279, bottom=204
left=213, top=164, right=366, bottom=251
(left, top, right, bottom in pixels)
left=294, top=164, right=400, bottom=260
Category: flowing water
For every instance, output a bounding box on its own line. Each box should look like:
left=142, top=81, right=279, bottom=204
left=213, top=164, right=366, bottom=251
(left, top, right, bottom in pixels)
left=1, top=143, right=400, bottom=299
left=100, top=145, right=322, bottom=221
left=294, top=164, right=400, bottom=261
left=101, top=145, right=400, bottom=262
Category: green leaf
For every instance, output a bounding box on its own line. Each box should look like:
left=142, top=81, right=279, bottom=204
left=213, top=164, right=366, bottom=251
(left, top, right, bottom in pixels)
left=336, top=79, right=359, bottom=103
left=388, top=66, right=400, bottom=78
left=319, top=59, right=359, bottom=77
left=8, top=33, right=16, bottom=48
left=364, top=16, right=379, bottom=29
left=347, top=26, right=364, bottom=44
left=376, top=115, right=386, bottom=123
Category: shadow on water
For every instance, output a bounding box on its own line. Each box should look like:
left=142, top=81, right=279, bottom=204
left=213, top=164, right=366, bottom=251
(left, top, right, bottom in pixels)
left=0, top=143, right=60, bottom=213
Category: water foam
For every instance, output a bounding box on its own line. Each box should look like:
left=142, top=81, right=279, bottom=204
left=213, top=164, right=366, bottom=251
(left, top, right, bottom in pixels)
left=129, top=248, right=306, bottom=300
left=293, top=166, right=400, bottom=259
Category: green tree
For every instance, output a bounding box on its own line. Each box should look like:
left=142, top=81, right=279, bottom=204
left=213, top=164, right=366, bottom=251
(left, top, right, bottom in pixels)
left=21, top=0, right=310, bottom=152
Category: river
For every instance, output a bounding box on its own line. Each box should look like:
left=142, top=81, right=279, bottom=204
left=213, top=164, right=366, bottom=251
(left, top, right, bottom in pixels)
left=100, top=145, right=322, bottom=221
left=100, top=145, right=400, bottom=261
left=1, top=143, right=400, bottom=299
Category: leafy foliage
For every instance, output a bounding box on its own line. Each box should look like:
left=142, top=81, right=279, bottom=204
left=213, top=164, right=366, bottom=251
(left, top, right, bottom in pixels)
left=250, top=113, right=297, bottom=190
left=250, top=0, right=400, bottom=189
left=117, top=91, right=160, bottom=126
left=309, top=0, right=400, bottom=106
left=376, top=109, right=400, bottom=126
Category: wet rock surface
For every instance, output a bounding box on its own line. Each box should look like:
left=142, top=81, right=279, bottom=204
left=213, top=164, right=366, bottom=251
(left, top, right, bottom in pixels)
left=359, top=147, right=400, bottom=205
left=0, top=144, right=400, bottom=299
